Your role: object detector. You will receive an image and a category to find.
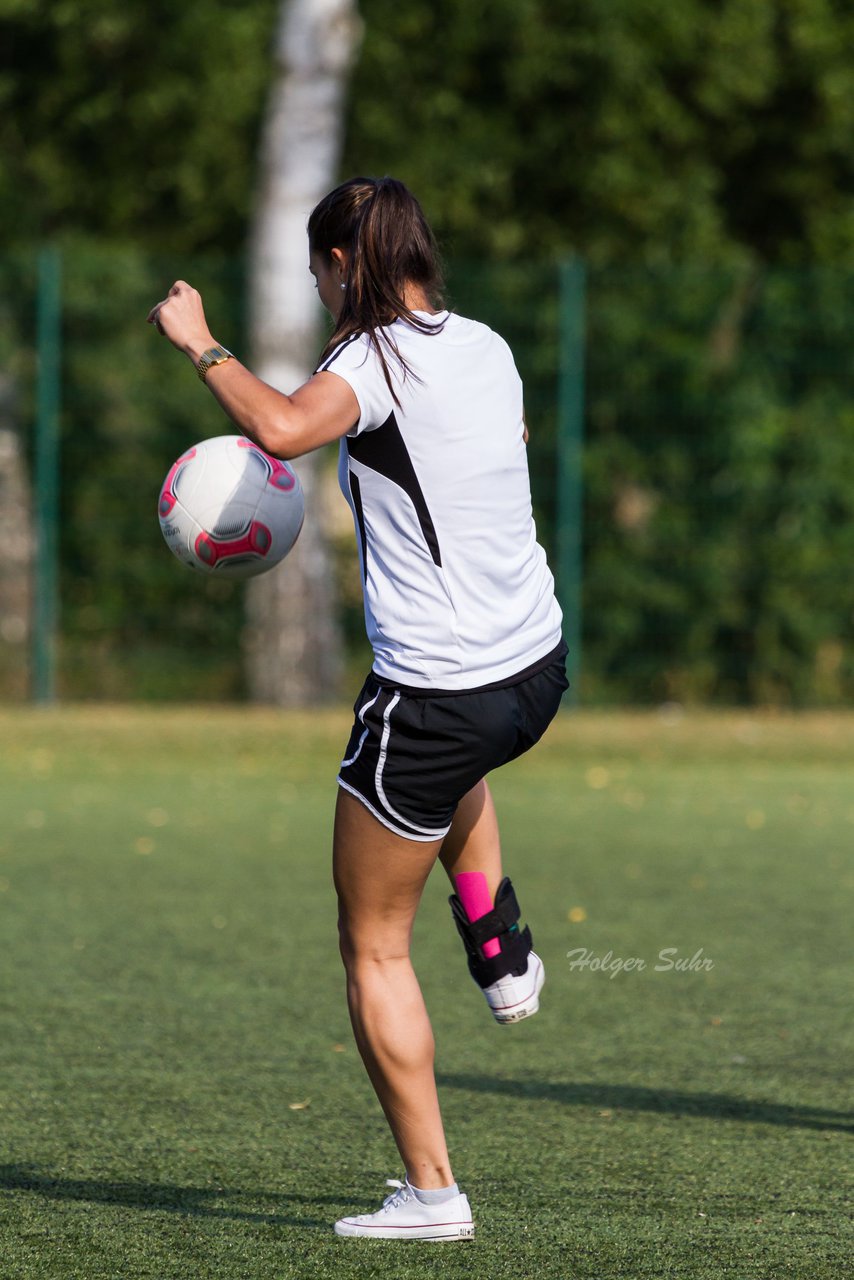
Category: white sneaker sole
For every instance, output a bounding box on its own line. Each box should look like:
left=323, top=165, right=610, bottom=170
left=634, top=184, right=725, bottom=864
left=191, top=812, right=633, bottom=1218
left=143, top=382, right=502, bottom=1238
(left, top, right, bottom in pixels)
left=334, top=1219, right=475, bottom=1240
left=487, top=952, right=545, bottom=1024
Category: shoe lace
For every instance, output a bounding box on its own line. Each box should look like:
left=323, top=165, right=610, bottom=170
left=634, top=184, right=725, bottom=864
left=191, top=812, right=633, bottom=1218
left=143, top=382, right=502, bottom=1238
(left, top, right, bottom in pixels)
left=381, top=1178, right=411, bottom=1211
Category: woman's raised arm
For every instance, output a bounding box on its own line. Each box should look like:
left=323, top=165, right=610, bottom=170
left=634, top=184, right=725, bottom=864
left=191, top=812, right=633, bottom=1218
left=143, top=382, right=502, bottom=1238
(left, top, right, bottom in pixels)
left=147, top=280, right=360, bottom=459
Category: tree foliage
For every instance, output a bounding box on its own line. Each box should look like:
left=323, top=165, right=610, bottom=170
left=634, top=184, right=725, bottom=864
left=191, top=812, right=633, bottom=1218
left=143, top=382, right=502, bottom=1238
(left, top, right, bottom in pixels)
left=581, top=264, right=854, bottom=703
left=0, top=0, right=278, bottom=251
left=3, top=1, right=854, bottom=263
left=344, top=0, right=854, bottom=265
left=1, top=0, right=853, bottom=702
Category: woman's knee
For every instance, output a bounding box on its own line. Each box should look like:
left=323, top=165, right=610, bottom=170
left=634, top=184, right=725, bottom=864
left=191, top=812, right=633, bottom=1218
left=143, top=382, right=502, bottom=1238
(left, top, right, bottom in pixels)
left=337, top=909, right=411, bottom=971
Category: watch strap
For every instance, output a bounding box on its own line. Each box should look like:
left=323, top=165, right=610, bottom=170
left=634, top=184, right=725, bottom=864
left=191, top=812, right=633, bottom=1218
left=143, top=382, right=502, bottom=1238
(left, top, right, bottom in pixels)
left=197, top=345, right=234, bottom=382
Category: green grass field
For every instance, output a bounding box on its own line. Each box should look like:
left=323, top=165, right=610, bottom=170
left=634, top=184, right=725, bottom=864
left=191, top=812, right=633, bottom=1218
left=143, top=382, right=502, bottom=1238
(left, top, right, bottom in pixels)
left=0, top=705, right=850, bottom=1279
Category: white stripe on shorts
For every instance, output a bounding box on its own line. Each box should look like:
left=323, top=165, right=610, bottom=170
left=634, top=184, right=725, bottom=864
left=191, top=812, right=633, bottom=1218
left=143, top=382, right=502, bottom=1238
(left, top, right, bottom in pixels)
left=340, top=690, right=380, bottom=768
left=374, top=693, right=450, bottom=838
left=336, top=777, right=452, bottom=843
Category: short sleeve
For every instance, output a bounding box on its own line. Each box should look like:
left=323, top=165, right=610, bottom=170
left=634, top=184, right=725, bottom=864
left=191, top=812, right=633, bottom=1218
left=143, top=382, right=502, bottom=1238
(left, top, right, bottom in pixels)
left=316, top=333, right=396, bottom=436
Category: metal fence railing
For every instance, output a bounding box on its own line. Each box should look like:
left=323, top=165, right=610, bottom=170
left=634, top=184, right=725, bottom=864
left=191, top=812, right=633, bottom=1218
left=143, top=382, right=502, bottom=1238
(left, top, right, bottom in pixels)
left=1, top=247, right=852, bottom=705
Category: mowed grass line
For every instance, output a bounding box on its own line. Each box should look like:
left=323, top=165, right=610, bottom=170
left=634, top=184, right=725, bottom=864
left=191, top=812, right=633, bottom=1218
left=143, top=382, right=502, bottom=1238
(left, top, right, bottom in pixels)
left=0, top=706, right=850, bottom=1280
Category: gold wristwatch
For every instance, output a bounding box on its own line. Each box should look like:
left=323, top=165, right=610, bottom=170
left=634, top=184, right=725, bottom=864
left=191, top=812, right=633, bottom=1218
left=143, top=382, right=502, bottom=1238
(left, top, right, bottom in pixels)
left=197, top=344, right=234, bottom=382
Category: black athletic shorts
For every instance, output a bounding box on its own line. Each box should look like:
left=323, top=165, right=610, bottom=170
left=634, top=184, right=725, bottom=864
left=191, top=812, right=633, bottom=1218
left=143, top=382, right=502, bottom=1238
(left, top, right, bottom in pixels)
left=337, top=639, right=569, bottom=842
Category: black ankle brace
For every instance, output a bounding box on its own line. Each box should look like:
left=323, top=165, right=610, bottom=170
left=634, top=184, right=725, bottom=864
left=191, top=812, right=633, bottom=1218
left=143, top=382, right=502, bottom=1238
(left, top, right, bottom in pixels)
left=448, top=876, right=533, bottom=988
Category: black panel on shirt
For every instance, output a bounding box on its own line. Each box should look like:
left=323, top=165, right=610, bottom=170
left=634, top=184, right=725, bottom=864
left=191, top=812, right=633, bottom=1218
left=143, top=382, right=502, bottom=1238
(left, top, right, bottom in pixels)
left=348, top=471, right=368, bottom=581
left=346, top=412, right=442, bottom=568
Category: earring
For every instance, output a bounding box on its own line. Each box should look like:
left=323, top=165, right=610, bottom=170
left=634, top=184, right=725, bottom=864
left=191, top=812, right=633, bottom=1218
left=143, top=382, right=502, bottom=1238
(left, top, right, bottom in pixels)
left=340, top=282, right=347, bottom=291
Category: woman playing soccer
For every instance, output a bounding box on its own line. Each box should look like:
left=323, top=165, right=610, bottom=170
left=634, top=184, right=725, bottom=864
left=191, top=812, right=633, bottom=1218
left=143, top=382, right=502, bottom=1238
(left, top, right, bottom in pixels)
left=148, top=176, right=568, bottom=1241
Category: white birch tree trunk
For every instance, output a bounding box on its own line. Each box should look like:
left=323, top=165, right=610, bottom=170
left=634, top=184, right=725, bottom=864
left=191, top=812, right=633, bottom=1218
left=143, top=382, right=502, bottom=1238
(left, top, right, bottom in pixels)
left=0, top=377, right=33, bottom=699
left=244, top=0, right=361, bottom=705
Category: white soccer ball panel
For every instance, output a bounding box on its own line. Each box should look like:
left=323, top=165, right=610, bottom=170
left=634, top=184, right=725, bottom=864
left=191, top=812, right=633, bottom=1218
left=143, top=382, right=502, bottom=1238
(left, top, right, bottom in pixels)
left=158, top=498, right=206, bottom=571
left=158, top=435, right=304, bottom=578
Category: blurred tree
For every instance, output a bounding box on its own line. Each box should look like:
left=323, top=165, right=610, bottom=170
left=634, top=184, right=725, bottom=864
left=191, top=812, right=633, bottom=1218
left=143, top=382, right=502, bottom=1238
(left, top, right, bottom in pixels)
left=2, top=1, right=853, bottom=264
left=342, top=0, right=854, bottom=266
left=0, top=385, right=32, bottom=698
left=2, top=0, right=852, bottom=703
left=245, top=0, right=361, bottom=706
left=0, top=0, right=278, bottom=252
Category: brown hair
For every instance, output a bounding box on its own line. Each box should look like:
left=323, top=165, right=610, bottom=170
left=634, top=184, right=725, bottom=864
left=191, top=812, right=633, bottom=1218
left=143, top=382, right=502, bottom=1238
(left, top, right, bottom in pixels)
left=308, top=176, right=447, bottom=403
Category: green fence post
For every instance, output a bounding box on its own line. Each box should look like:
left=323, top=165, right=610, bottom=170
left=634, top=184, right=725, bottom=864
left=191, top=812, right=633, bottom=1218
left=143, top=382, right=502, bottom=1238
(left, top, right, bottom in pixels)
left=33, top=245, right=62, bottom=705
left=557, top=257, right=585, bottom=706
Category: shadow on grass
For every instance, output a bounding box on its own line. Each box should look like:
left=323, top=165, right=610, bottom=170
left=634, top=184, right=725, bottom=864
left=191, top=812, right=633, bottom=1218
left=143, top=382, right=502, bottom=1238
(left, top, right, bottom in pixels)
left=0, top=1165, right=339, bottom=1227
left=436, top=1075, right=853, bottom=1133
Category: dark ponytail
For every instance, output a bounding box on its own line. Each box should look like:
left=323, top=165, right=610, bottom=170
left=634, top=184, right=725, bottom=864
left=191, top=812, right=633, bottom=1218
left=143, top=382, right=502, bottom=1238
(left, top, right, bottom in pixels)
left=308, top=177, right=447, bottom=403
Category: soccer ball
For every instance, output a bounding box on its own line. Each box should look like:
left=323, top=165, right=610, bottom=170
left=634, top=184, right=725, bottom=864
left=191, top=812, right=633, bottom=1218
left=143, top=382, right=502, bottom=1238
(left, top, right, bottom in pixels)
left=158, top=435, right=304, bottom=578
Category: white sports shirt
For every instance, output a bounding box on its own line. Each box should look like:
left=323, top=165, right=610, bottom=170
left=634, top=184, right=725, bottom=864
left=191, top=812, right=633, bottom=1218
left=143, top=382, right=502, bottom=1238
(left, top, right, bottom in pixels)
left=321, top=309, right=563, bottom=690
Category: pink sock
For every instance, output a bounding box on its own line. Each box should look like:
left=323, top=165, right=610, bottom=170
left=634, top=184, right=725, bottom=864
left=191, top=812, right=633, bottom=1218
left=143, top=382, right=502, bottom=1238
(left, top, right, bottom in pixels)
left=454, top=871, right=500, bottom=958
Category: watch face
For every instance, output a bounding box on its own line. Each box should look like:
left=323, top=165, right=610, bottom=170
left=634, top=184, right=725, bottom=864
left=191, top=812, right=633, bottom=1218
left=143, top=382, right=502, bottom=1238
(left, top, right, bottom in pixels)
left=198, top=346, right=233, bottom=381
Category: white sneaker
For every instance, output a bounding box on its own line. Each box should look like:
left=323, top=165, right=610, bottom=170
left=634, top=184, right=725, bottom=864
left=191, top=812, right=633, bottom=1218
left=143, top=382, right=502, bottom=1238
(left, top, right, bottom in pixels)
left=334, top=1178, right=475, bottom=1241
left=481, top=950, right=545, bottom=1023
